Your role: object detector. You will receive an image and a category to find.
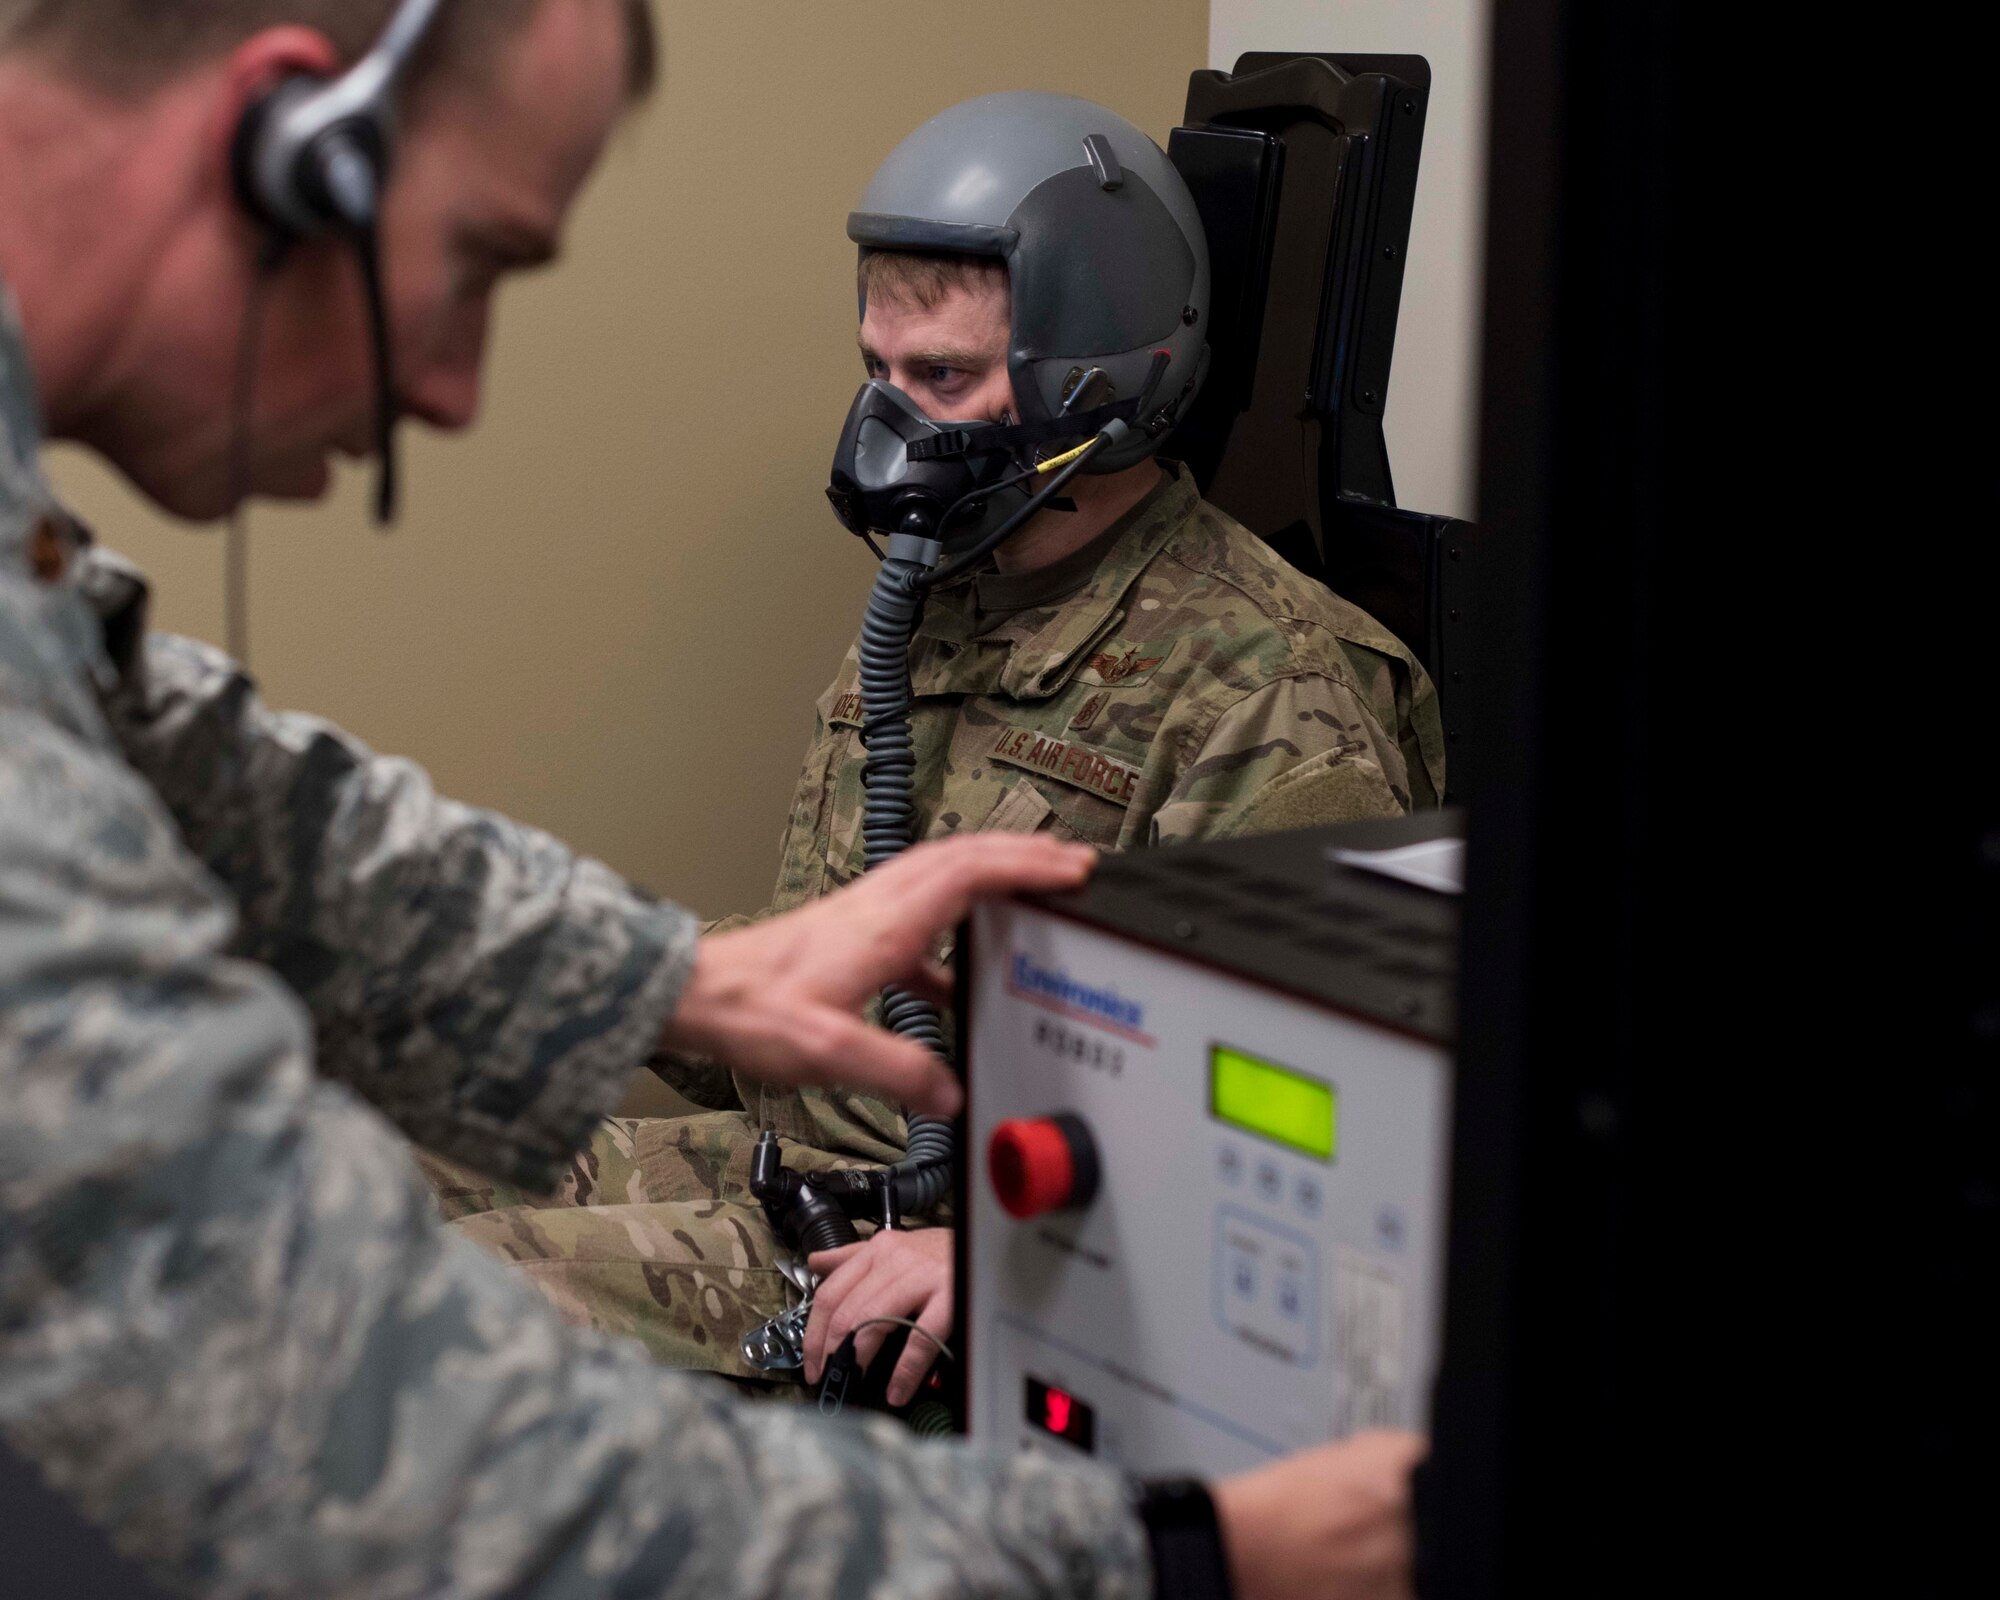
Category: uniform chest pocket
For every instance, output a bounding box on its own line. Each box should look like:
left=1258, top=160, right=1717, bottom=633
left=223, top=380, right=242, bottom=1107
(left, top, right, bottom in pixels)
left=975, top=771, right=1125, bottom=849
left=985, top=727, right=1140, bottom=849
left=1041, top=783, right=1127, bottom=848
left=979, top=780, right=1060, bottom=838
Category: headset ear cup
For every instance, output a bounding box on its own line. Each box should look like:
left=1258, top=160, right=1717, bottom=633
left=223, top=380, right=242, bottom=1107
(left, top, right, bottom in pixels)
left=230, top=76, right=319, bottom=236
left=231, top=86, right=283, bottom=230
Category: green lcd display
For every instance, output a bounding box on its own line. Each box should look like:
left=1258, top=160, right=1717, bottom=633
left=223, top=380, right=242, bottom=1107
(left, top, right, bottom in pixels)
left=1210, top=1046, right=1337, bottom=1161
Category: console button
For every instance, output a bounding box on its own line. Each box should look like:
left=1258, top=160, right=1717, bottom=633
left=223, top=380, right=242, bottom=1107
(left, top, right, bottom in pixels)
left=989, top=1114, right=1101, bottom=1219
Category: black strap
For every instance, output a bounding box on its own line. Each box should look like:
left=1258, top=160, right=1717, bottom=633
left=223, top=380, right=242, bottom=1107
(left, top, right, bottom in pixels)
left=904, top=397, right=1142, bottom=463
left=1137, top=1479, right=1235, bottom=1600
left=352, top=221, right=399, bottom=526
left=907, top=349, right=1178, bottom=463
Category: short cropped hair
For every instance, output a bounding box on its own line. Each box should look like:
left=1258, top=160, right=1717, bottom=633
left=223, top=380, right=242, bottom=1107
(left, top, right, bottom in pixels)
left=858, top=249, right=1009, bottom=314
left=0, top=0, right=657, bottom=105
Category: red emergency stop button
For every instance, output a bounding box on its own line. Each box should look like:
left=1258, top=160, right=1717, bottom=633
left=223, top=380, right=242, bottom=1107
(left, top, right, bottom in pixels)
left=989, top=1113, right=1100, bottom=1219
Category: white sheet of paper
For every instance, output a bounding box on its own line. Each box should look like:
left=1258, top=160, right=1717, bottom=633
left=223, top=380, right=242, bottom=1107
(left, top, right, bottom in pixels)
left=1329, top=836, right=1466, bottom=896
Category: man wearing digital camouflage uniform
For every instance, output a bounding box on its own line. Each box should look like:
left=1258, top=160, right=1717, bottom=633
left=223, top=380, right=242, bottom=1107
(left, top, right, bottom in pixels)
left=426, top=93, right=1445, bottom=1406
left=0, top=6, right=1422, bottom=1598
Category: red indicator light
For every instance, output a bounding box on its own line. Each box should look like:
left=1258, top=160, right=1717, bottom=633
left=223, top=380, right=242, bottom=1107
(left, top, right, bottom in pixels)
left=1024, top=1376, right=1096, bottom=1453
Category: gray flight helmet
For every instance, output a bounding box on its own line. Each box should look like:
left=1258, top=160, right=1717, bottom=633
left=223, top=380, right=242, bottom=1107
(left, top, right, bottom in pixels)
left=850, top=92, right=1211, bottom=474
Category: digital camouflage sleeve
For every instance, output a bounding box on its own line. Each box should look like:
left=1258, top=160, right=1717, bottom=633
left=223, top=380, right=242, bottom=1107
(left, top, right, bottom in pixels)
left=0, top=297, right=1149, bottom=1597
left=99, top=610, right=684, bottom=1190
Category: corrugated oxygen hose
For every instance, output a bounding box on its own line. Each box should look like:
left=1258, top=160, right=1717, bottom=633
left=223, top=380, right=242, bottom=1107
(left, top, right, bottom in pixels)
left=856, top=539, right=954, bottom=1216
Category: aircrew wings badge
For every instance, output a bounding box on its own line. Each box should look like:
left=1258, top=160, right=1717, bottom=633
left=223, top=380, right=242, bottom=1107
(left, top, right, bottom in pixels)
left=1077, top=645, right=1168, bottom=687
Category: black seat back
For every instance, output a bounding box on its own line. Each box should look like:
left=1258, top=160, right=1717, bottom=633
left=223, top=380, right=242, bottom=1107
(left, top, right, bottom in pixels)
left=1166, top=53, right=1483, bottom=793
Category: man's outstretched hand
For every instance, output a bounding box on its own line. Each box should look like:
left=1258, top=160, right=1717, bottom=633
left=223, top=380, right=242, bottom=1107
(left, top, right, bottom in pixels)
left=1213, top=1431, right=1425, bottom=1600
left=662, top=834, right=1096, bottom=1115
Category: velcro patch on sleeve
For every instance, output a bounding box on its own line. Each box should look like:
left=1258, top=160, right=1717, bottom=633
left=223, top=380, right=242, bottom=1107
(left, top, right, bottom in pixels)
left=990, top=726, right=1142, bottom=808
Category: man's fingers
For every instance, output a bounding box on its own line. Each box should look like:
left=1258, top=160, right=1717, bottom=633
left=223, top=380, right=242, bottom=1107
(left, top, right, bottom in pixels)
left=804, top=1251, right=870, bottom=1382
left=799, top=1011, right=961, bottom=1117
left=845, top=1275, right=929, bottom=1379
left=823, top=1276, right=898, bottom=1376
left=1353, top=1429, right=1429, bottom=1474
left=667, top=838, right=1092, bottom=1104
left=900, top=959, right=954, bottom=1007
left=814, top=1249, right=931, bottom=1383
left=863, top=836, right=1096, bottom=944
left=808, top=1240, right=880, bottom=1384
left=807, top=1243, right=865, bottom=1276
left=810, top=835, right=1094, bottom=1004
left=885, top=1299, right=952, bottom=1407
left=850, top=1319, right=896, bottom=1377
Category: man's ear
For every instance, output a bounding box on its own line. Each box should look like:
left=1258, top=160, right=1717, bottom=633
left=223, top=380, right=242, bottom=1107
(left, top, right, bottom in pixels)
left=208, top=26, right=347, bottom=168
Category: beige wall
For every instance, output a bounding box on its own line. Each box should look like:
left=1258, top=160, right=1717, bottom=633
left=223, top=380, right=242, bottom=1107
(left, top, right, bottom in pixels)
left=44, top=0, right=1210, bottom=921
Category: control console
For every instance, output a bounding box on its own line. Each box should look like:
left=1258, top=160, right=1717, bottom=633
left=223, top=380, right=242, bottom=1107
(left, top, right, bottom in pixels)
left=956, top=813, right=1460, bottom=1476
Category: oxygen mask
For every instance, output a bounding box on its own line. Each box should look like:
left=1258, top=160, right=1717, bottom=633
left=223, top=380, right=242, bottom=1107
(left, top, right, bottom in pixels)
left=825, top=380, right=1033, bottom=552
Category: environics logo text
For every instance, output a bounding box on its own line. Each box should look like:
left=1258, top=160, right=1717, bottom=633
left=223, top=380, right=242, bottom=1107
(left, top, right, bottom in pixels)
left=1008, top=953, right=1153, bottom=1044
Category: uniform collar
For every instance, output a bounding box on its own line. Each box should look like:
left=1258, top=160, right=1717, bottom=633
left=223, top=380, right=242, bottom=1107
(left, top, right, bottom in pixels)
left=914, top=461, right=1199, bottom=702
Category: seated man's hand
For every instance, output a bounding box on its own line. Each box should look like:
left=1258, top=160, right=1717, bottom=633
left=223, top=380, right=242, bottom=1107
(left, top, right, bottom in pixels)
left=662, top=835, right=1094, bottom=1116
left=803, top=1227, right=952, bottom=1407
left=1212, top=1431, right=1425, bottom=1600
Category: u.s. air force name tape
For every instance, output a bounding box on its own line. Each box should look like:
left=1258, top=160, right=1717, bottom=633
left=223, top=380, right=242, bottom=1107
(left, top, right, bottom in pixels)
left=989, top=726, right=1142, bottom=807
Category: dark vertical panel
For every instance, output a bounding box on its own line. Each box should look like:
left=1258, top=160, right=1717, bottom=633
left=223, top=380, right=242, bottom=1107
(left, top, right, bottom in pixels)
left=1425, top=0, right=1989, bottom=1591
left=1418, top=0, right=1560, bottom=1582
left=1423, top=0, right=1709, bottom=1591
left=1910, top=166, right=1997, bottom=1594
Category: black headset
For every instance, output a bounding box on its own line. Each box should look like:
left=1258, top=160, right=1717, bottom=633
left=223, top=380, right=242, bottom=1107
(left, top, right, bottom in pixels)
left=230, top=0, right=448, bottom=523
